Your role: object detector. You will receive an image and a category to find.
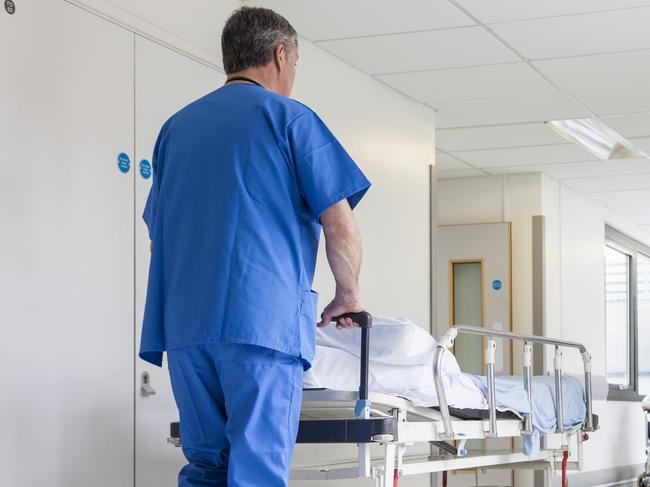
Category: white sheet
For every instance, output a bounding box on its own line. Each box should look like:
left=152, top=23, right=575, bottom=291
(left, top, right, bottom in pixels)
left=303, top=316, right=487, bottom=409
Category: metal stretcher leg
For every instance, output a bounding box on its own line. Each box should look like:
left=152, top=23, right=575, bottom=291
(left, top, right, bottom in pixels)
left=546, top=460, right=556, bottom=485
left=554, top=346, right=565, bottom=433
left=383, top=442, right=396, bottom=487
left=486, top=338, right=497, bottom=437
left=522, top=342, right=534, bottom=436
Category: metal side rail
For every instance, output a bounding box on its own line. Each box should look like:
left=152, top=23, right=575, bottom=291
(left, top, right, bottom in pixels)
left=433, top=324, right=598, bottom=443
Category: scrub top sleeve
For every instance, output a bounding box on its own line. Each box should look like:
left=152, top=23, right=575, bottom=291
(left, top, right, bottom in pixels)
left=142, top=177, right=158, bottom=241
left=142, top=123, right=168, bottom=240
left=288, top=111, right=371, bottom=219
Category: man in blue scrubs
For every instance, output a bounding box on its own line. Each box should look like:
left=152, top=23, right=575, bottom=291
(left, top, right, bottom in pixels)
left=139, top=6, right=371, bottom=487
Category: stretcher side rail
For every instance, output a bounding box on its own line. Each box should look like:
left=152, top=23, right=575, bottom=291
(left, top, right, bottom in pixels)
left=434, top=325, right=597, bottom=442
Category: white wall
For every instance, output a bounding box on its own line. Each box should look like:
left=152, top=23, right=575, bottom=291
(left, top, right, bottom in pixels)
left=439, top=173, right=648, bottom=484
left=67, top=0, right=237, bottom=66
left=2, top=2, right=136, bottom=485
left=438, top=175, right=507, bottom=226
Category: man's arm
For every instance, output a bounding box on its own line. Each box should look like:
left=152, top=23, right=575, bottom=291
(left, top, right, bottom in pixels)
left=317, top=199, right=365, bottom=329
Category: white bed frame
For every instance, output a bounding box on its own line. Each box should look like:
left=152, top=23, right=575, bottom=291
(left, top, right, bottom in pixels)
left=166, top=317, right=598, bottom=486
left=289, top=322, right=598, bottom=487
left=292, top=389, right=588, bottom=486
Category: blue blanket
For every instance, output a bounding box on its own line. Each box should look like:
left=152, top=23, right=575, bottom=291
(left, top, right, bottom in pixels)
left=468, top=374, right=586, bottom=456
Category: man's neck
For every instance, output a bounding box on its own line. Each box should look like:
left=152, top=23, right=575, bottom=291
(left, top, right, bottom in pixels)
left=226, top=69, right=277, bottom=93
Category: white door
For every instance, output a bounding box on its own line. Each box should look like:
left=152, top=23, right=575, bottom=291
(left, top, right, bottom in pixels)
left=0, top=1, right=135, bottom=485
left=436, top=223, right=513, bottom=487
left=134, top=36, right=224, bottom=486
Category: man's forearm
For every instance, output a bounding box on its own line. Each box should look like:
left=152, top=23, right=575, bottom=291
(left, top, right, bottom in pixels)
left=323, top=219, right=362, bottom=300
left=318, top=199, right=364, bottom=328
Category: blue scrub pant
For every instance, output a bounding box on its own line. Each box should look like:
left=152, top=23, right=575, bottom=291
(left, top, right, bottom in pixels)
left=167, top=343, right=304, bottom=487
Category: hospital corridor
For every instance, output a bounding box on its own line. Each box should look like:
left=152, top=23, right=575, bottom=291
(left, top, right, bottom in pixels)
left=3, top=1, right=650, bottom=486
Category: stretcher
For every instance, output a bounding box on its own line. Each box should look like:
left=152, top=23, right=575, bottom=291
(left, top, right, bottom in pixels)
left=168, top=312, right=599, bottom=487
left=639, top=397, right=650, bottom=487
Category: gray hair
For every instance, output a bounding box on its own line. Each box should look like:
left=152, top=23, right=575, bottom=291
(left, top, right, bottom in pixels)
left=221, top=6, right=298, bottom=74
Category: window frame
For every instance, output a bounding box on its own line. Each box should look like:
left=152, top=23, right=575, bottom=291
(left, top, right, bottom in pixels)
left=606, top=225, right=647, bottom=401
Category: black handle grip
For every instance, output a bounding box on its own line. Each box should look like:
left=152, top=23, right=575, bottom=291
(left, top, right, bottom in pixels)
left=331, top=311, right=373, bottom=329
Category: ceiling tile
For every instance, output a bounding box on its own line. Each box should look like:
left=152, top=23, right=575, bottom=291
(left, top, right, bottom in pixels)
left=630, top=214, right=650, bottom=225
left=436, top=122, right=567, bottom=151
left=490, top=7, right=650, bottom=60
left=562, top=174, right=650, bottom=193
left=437, top=168, right=487, bottom=179
left=571, top=85, right=650, bottom=116
left=377, top=63, right=555, bottom=104
left=451, top=144, right=594, bottom=168
left=436, top=152, right=474, bottom=171
left=588, top=188, right=650, bottom=215
left=533, top=50, right=650, bottom=93
left=453, top=0, right=650, bottom=24
left=602, top=113, right=650, bottom=138
left=485, top=157, right=650, bottom=179
left=435, top=93, right=589, bottom=128
left=630, top=136, right=650, bottom=155
left=244, top=0, right=474, bottom=41
left=315, top=27, right=519, bottom=75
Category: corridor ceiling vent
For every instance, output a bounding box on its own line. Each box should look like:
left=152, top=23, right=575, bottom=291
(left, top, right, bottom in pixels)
left=546, top=118, right=647, bottom=160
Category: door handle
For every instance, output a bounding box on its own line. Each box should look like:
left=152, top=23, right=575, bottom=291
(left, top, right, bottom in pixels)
left=140, top=371, right=156, bottom=396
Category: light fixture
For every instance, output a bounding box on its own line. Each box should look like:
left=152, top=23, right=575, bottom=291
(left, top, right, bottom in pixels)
left=546, top=118, right=647, bottom=160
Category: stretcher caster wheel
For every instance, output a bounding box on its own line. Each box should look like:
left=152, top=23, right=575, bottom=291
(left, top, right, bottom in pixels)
left=638, top=473, right=650, bottom=487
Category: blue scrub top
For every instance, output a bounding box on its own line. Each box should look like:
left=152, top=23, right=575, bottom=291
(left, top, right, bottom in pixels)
left=140, top=83, right=371, bottom=368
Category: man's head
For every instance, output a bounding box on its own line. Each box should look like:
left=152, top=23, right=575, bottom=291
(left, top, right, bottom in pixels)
left=222, top=7, right=298, bottom=97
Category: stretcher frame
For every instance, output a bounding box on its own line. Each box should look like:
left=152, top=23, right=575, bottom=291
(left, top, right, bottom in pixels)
left=166, top=318, right=598, bottom=486
left=289, top=321, right=599, bottom=486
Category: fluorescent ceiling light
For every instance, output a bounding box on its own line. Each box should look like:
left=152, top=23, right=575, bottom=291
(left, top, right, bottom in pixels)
left=546, top=118, right=647, bottom=160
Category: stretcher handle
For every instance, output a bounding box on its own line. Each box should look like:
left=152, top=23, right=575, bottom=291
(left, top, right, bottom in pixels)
left=332, top=312, right=373, bottom=406
left=331, top=311, right=373, bottom=329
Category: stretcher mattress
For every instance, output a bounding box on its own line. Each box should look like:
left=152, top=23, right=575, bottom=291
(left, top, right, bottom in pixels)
left=304, top=316, right=487, bottom=409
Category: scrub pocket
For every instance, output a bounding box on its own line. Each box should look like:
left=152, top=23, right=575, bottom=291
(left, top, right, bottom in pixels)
left=298, top=290, right=319, bottom=368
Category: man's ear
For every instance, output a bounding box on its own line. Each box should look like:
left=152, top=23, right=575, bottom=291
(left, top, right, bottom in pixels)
left=273, top=43, right=286, bottom=72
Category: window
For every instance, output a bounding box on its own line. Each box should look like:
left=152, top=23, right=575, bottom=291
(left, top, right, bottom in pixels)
left=451, top=261, right=483, bottom=375
left=605, top=245, right=631, bottom=388
left=638, top=254, right=650, bottom=395
left=605, top=226, right=650, bottom=400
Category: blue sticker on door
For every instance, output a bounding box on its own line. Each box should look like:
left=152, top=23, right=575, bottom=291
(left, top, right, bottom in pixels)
left=140, top=159, right=152, bottom=179
left=117, top=153, right=130, bottom=173
left=492, top=279, right=502, bottom=291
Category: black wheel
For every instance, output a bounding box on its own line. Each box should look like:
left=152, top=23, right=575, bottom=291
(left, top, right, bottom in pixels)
left=638, top=473, right=650, bottom=487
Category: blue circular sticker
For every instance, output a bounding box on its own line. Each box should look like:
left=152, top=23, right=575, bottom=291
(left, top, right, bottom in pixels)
left=140, top=159, right=152, bottom=179
left=117, top=153, right=130, bottom=173
left=492, top=279, right=502, bottom=291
